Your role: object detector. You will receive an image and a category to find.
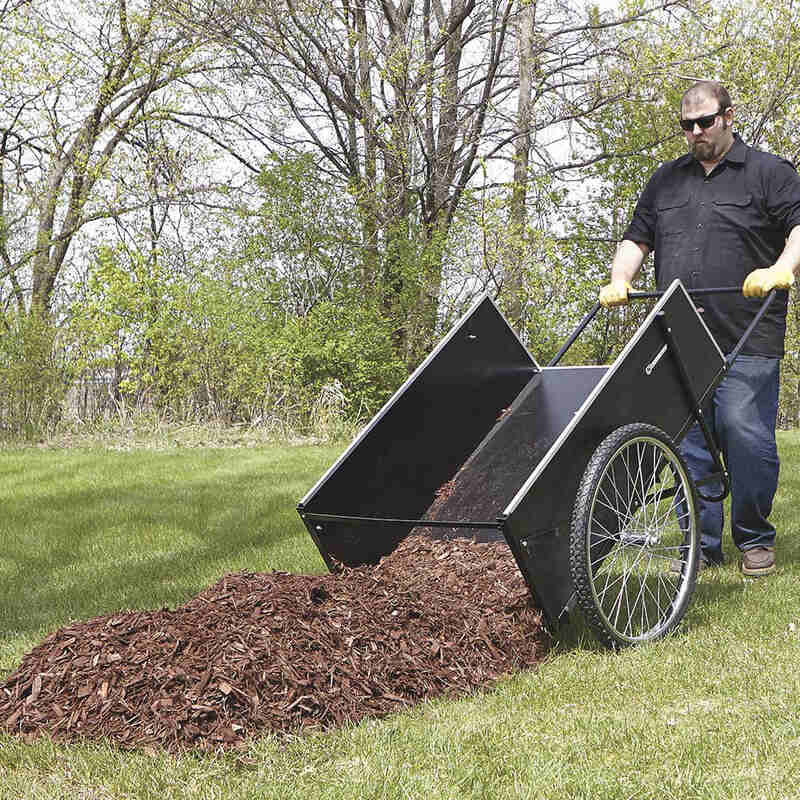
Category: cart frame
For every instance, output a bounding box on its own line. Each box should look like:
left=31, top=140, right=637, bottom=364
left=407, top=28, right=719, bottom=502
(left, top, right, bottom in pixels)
left=298, top=279, right=779, bottom=648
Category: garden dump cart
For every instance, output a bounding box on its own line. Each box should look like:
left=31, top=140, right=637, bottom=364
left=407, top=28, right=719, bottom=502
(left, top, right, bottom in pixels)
left=297, top=279, right=778, bottom=648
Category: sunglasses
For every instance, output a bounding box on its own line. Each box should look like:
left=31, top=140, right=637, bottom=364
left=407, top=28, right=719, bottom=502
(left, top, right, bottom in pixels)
left=679, top=107, right=729, bottom=132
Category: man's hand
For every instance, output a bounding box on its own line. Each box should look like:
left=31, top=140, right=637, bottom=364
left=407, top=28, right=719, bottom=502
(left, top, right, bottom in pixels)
left=742, top=265, right=795, bottom=297
left=599, top=279, right=633, bottom=307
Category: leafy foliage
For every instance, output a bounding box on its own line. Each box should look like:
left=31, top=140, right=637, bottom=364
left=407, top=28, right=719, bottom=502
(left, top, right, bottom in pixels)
left=4, top=0, right=800, bottom=439
left=0, top=311, right=72, bottom=439
left=66, top=245, right=405, bottom=430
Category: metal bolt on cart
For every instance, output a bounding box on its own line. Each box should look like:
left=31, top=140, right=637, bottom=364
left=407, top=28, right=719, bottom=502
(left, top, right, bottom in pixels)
left=297, top=279, right=779, bottom=649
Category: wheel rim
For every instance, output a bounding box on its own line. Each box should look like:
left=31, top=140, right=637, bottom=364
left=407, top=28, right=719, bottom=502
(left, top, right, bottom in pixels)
left=586, top=434, right=697, bottom=643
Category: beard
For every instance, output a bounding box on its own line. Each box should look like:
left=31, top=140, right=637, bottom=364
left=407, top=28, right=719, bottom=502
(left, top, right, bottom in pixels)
left=690, top=120, right=729, bottom=162
left=691, top=140, right=717, bottom=161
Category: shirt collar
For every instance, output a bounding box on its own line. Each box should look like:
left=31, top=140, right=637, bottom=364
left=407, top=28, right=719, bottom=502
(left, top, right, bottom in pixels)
left=725, top=132, right=747, bottom=164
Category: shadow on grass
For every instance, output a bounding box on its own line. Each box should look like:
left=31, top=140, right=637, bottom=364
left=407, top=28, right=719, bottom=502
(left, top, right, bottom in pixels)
left=549, top=566, right=761, bottom=654
left=555, top=544, right=800, bottom=654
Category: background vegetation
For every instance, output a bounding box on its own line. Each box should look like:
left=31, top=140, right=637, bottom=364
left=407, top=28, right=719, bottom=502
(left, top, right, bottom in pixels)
left=2, top=0, right=800, bottom=442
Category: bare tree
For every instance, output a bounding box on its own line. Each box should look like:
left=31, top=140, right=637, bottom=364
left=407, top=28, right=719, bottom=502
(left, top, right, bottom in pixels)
left=0, top=0, right=269, bottom=316
left=181, top=0, right=521, bottom=357
left=183, top=0, right=694, bottom=359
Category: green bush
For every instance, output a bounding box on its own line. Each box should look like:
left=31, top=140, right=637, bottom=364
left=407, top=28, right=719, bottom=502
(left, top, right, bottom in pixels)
left=69, top=255, right=287, bottom=425
left=275, top=300, right=407, bottom=424
left=67, top=248, right=407, bottom=431
left=0, top=311, right=72, bottom=440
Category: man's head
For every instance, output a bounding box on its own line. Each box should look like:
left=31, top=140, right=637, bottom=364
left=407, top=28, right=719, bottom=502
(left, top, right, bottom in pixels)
left=680, top=81, right=735, bottom=166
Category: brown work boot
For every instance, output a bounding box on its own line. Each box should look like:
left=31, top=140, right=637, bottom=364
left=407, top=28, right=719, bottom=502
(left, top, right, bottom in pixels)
left=741, top=546, right=776, bottom=577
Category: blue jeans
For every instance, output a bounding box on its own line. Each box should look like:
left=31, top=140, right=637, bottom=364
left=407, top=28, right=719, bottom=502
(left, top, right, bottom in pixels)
left=679, top=355, right=780, bottom=563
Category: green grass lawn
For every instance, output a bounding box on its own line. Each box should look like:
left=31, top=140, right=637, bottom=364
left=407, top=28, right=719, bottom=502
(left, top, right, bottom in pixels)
left=2, top=434, right=800, bottom=799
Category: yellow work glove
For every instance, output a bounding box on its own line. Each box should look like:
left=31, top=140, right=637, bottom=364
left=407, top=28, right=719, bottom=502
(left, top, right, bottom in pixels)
left=742, top=265, right=795, bottom=298
left=599, top=279, right=632, bottom=308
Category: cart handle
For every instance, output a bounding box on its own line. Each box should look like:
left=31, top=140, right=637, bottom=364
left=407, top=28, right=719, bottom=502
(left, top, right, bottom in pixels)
left=548, top=286, right=779, bottom=368
left=548, top=285, right=780, bottom=507
left=628, top=286, right=744, bottom=300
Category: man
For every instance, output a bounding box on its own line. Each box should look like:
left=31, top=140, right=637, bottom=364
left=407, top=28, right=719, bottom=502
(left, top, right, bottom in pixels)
left=599, top=81, right=800, bottom=576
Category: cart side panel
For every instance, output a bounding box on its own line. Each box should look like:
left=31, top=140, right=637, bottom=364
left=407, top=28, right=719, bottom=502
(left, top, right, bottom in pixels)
left=504, top=281, right=725, bottom=624
left=299, top=295, right=537, bottom=567
left=415, top=366, right=608, bottom=542
left=505, top=522, right=574, bottom=626
left=500, top=368, right=612, bottom=624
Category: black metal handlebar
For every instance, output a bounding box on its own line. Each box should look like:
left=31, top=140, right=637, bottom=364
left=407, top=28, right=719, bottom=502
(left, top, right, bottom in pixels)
left=628, top=286, right=744, bottom=300
left=547, top=284, right=781, bottom=506
left=548, top=286, right=779, bottom=368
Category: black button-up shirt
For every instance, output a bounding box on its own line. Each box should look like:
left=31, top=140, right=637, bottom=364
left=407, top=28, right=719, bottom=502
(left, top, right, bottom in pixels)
left=623, top=133, right=800, bottom=356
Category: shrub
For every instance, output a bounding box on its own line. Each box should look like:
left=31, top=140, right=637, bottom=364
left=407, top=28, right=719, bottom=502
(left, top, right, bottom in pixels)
left=0, top=311, right=72, bottom=440
left=275, top=300, right=407, bottom=425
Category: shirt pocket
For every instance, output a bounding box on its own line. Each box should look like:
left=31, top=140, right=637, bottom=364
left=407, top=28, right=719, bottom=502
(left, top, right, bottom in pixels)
left=711, top=193, right=754, bottom=226
left=655, top=195, right=691, bottom=269
left=656, top=195, right=691, bottom=238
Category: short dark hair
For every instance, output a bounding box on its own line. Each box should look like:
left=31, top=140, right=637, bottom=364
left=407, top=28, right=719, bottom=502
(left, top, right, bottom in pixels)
left=681, top=81, right=732, bottom=111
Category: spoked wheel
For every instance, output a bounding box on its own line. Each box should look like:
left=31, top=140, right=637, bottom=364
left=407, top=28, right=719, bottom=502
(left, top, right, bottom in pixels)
left=569, top=423, right=699, bottom=649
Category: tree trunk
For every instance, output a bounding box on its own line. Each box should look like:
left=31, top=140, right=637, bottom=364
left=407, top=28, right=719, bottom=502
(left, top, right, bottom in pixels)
left=507, top=0, right=536, bottom=329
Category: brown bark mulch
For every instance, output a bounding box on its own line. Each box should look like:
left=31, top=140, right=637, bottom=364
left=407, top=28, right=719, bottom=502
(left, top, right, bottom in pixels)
left=1, top=535, right=548, bottom=754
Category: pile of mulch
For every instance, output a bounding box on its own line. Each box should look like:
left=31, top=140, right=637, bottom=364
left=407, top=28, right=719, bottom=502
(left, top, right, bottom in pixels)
left=1, top=535, right=548, bottom=753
